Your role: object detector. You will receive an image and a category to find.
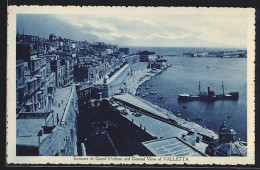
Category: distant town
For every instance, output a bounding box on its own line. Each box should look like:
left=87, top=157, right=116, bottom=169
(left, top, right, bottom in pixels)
left=16, top=33, right=247, bottom=157
left=183, top=50, right=247, bottom=58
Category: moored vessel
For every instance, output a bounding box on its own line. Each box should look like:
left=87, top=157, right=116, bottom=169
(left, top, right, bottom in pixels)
left=178, top=82, right=239, bottom=102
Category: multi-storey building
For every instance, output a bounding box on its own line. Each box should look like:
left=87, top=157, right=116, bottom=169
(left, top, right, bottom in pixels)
left=16, top=60, right=27, bottom=112
left=50, top=59, right=66, bottom=88
left=60, top=57, right=74, bottom=86
left=16, top=33, right=127, bottom=114
left=119, top=48, right=129, bottom=55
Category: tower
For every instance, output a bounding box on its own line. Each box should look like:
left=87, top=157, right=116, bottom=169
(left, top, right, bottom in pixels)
left=218, top=121, right=236, bottom=143
left=218, top=121, right=228, bottom=143
left=227, top=125, right=236, bottom=143
left=49, top=33, right=57, bottom=42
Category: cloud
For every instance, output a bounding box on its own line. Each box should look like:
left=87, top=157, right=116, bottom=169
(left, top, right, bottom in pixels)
left=16, top=14, right=99, bottom=42
left=17, top=11, right=248, bottom=48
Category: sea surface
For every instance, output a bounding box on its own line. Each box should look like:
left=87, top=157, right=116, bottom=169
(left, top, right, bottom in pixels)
left=129, top=47, right=247, bottom=142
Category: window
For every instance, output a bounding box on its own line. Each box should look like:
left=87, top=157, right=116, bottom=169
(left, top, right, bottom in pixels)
left=196, top=137, right=200, bottom=143
left=18, top=89, right=24, bottom=104
left=18, top=67, right=22, bottom=79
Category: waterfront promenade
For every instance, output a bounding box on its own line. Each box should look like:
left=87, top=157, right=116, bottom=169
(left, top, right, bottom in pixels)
left=110, top=62, right=162, bottom=95
left=94, top=62, right=162, bottom=97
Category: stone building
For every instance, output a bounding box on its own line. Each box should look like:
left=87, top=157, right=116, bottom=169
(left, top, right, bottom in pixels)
left=16, top=85, right=78, bottom=156
left=205, top=122, right=247, bottom=156
left=16, top=60, right=28, bottom=112
left=49, top=33, right=57, bottom=42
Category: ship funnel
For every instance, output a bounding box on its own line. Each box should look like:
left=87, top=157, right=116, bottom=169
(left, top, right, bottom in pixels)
left=208, top=87, right=210, bottom=95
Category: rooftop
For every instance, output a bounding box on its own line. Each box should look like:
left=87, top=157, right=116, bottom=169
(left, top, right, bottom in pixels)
left=143, top=137, right=206, bottom=157
left=16, top=85, right=73, bottom=147
left=16, top=118, right=45, bottom=147
left=113, top=94, right=218, bottom=139
left=31, top=58, right=41, bottom=61
left=49, top=33, right=56, bottom=37
left=113, top=94, right=169, bottom=119
left=212, top=141, right=247, bottom=156
left=175, top=119, right=218, bottom=140
left=225, top=141, right=247, bottom=156
left=27, top=77, right=38, bottom=83
left=121, top=108, right=187, bottom=139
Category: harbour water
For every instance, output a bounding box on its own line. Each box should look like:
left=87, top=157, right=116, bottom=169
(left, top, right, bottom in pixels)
left=130, top=47, right=247, bottom=142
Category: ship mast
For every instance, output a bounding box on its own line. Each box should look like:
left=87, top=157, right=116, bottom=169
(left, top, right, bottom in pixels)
left=199, top=81, right=201, bottom=94
left=222, top=81, right=224, bottom=95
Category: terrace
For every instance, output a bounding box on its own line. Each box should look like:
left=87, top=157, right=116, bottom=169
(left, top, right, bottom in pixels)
left=142, top=137, right=207, bottom=157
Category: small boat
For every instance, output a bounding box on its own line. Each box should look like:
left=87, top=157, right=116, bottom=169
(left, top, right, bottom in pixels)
left=177, top=111, right=181, bottom=118
left=145, top=93, right=148, bottom=96
left=151, top=84, right=154, bottom=87
left=207, top=66, right=210, bottom=68
left=158, top=96, right=163, bottom=99
left=154, top=92, right=157, bottom=94
left=142, top=94, right=146, bottom=97
left=145, top=86, right=149, bottom=89
left=150, top=91, right=154, bottom=94
left=195, top=116, right=203, bottom=121
left=227, top=114, right=232, bottom=119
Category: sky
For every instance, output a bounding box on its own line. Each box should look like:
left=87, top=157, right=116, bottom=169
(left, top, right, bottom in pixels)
left=16, top=8, right=248, bottom=48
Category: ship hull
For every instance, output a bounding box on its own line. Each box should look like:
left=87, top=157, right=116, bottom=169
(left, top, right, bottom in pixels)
left=178, top=92, right=239, bottom=102
left=215, top=92, right=239, bottom=100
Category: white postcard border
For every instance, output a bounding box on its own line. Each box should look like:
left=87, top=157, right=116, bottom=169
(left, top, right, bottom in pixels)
left=6, top=6, right=255, bottom=165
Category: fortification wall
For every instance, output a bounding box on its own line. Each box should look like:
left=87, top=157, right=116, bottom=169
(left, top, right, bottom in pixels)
left=39, top=85, right=78, bottom=156
left=106, top=64, right=130, bottom=97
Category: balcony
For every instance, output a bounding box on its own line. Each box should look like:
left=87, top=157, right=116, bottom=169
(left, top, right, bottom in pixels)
left=36, top=74, right=41, bottom=78
left=26, top=82, right=41, bottom=97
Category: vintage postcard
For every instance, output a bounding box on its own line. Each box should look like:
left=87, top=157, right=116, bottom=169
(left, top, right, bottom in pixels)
left=6, top=6, right=255, bottom=165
